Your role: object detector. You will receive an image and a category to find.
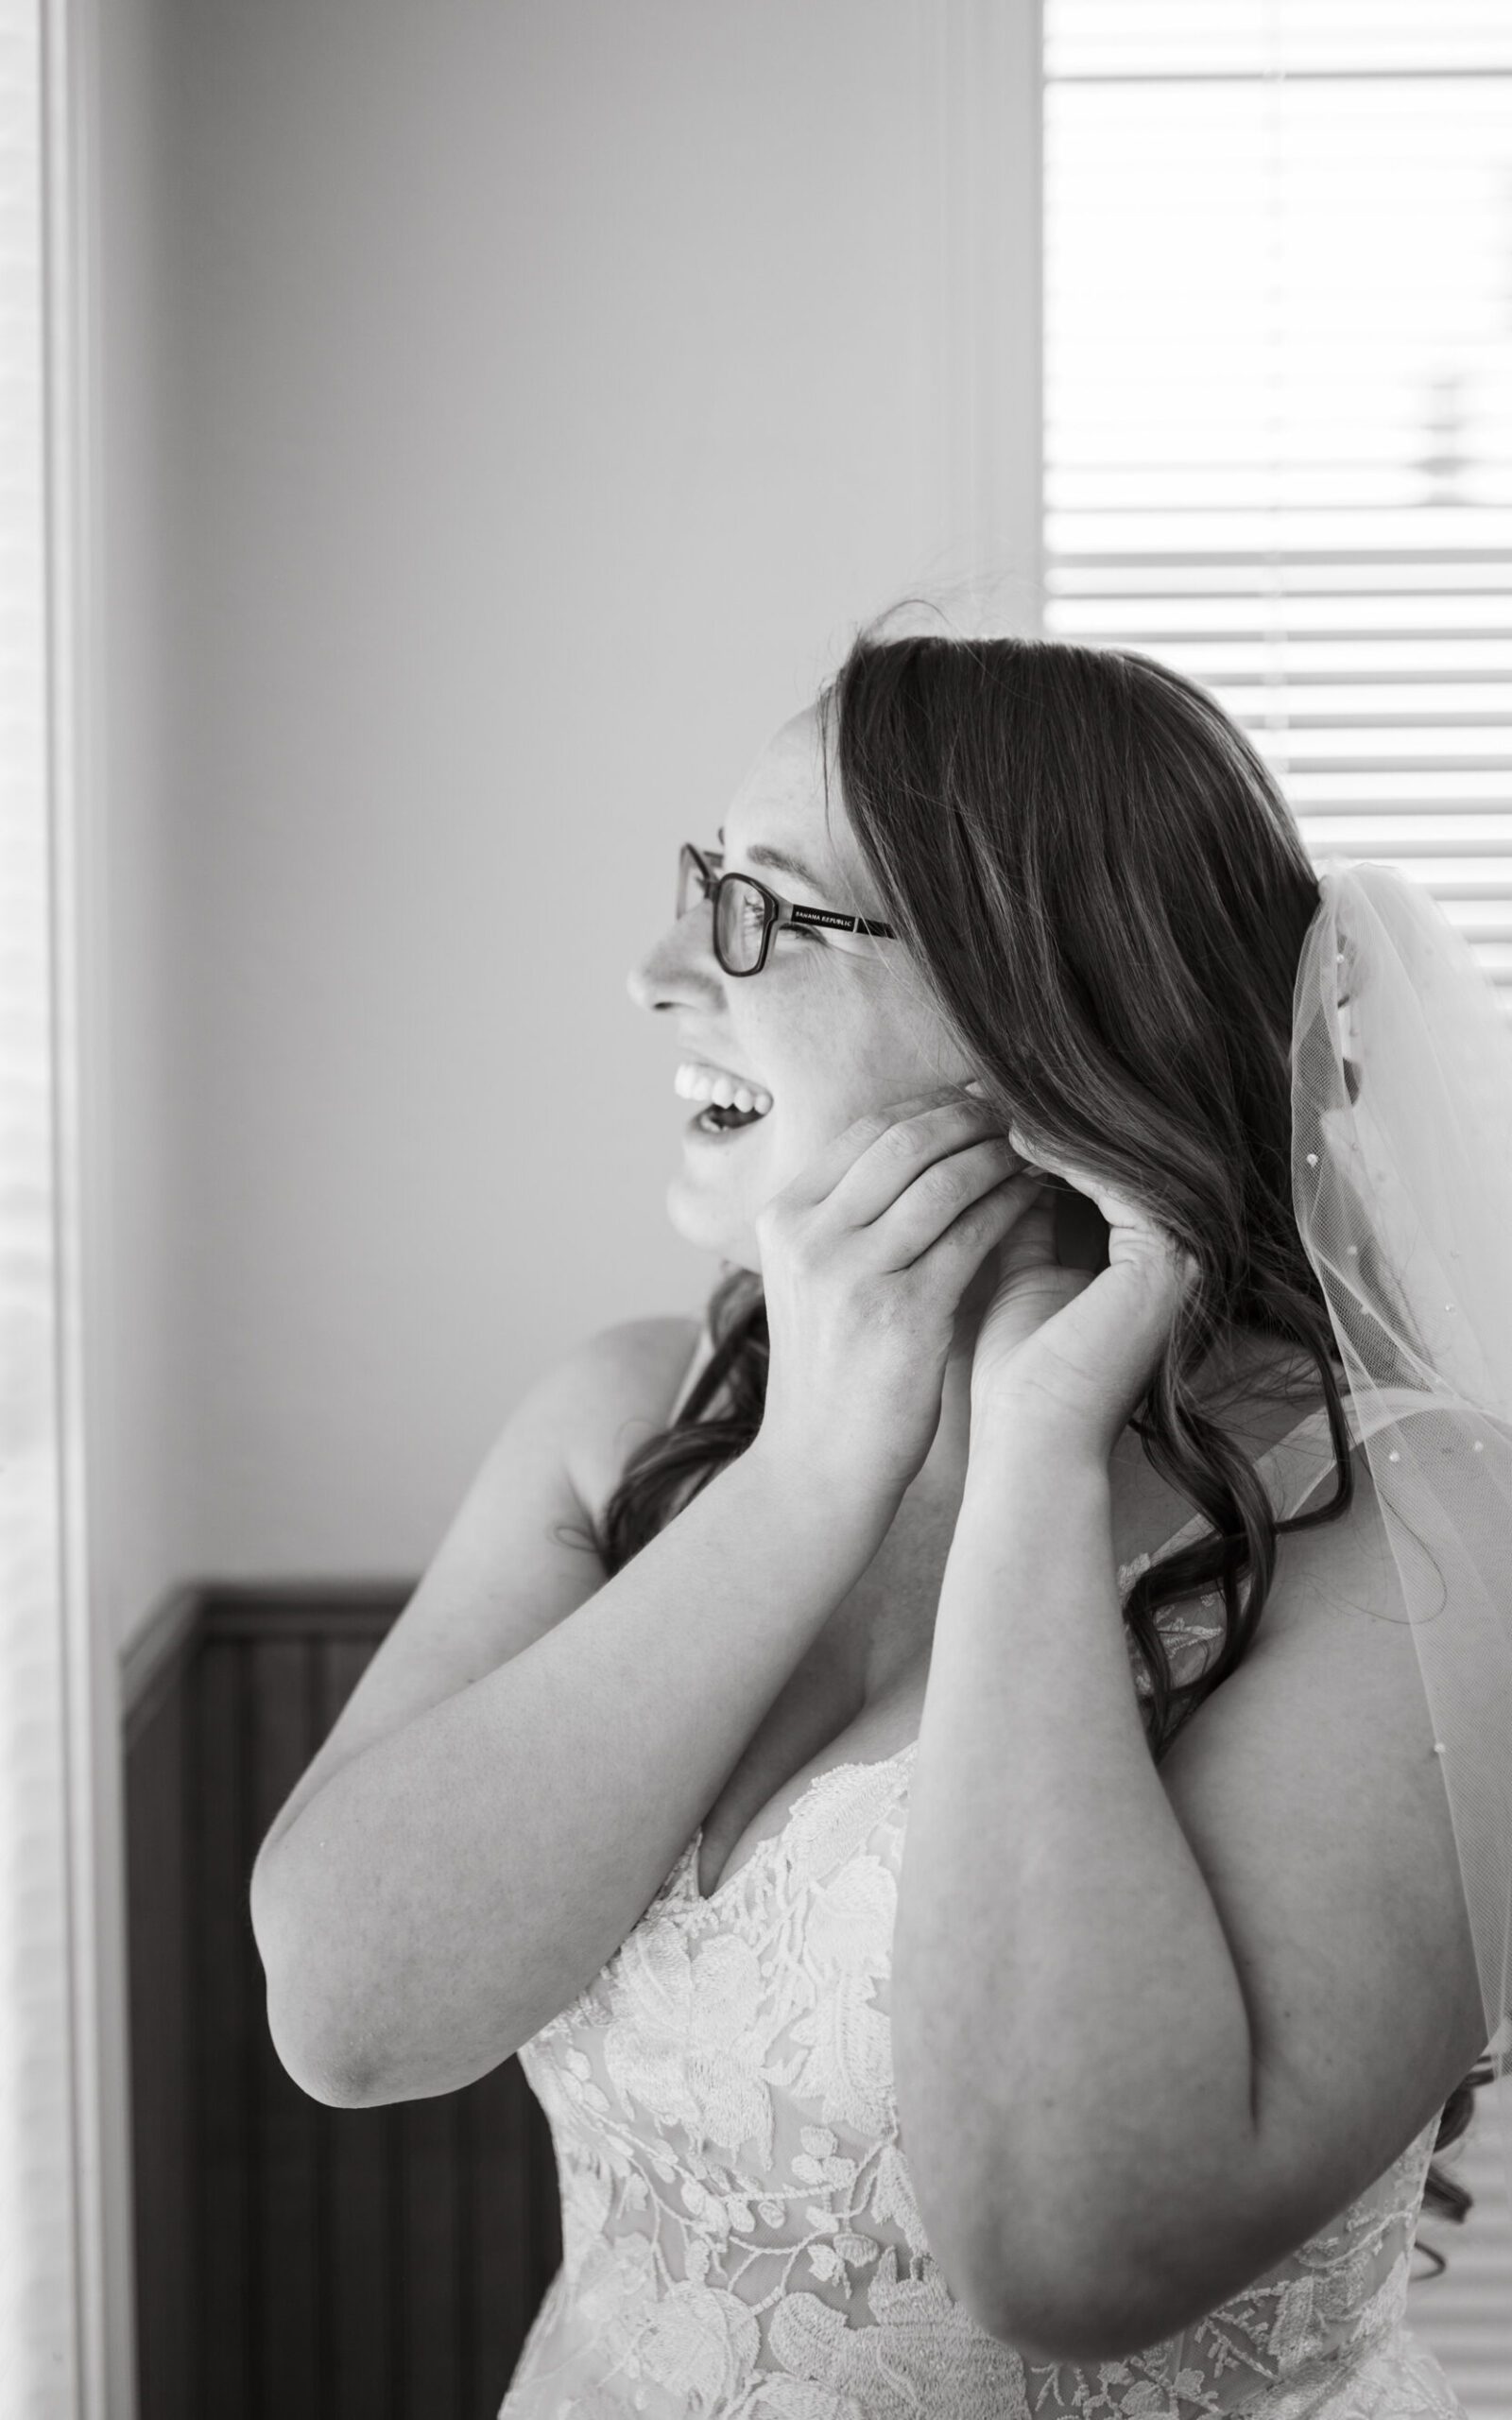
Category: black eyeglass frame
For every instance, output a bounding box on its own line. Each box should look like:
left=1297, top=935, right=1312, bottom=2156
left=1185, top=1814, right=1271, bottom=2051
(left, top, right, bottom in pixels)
left=678, top=840, right=897, bottom=977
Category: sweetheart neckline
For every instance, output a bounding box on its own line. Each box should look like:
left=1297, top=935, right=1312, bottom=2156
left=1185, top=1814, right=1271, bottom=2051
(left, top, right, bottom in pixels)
left=674, top=1401, right=1345, bottom=1910
left=679, top=1544, right=1176, bottom=1911
left=679, top=1534, right=1170, bottom=1908
left=679, top=1737, right=921, bottom=1911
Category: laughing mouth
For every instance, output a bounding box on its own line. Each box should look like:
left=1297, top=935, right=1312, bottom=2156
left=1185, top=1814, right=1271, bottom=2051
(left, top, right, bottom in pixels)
left=675, top=1059, right=773, bottom=1131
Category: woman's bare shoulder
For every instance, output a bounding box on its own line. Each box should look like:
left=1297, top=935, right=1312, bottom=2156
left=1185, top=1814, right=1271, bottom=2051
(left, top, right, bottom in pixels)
left=563, top=1312, right=707, bottom=1530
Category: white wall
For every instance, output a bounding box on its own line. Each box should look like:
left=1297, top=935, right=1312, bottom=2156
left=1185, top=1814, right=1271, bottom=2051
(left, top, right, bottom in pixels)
left=94, top=0, right=1036, bottom=1640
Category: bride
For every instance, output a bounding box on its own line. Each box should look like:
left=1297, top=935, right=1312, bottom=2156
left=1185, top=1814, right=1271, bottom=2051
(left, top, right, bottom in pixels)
left=252, top=625, right=1486, bottom=2417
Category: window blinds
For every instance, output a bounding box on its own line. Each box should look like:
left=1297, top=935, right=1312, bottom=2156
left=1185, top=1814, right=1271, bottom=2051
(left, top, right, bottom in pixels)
left=1043, top=1, right=1512, bottom=1021
left=1043, top=9, right=1512, bottom=2410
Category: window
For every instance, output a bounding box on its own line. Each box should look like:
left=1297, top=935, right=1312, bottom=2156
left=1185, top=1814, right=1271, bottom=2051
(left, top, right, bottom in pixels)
left=1044, top=1, right=1512, bottom=1020
left=1042, top=7, right=1512, bottom=2405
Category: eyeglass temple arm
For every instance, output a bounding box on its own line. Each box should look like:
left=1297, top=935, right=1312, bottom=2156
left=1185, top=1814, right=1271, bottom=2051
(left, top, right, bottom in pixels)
left=786, top=903, right=898, bottom=940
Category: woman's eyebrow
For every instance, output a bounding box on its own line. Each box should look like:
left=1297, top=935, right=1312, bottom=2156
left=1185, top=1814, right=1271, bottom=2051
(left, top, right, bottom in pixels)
left=715, top=824, right=832, bottom=896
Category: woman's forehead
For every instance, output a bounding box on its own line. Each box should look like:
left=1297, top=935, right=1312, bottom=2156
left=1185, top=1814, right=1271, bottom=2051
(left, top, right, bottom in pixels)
left=731, top=707, right=833, bottom=829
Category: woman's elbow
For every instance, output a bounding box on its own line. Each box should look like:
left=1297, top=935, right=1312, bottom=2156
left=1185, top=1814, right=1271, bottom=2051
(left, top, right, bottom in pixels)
left=251, top=1837, right=374, bottom=2106
left=265, top=1992, right=374, bottom=2108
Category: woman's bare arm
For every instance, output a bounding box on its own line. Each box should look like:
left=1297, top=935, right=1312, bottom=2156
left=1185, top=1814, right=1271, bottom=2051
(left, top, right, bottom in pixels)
left=250, top=1316, right=702, bottom=1877
left=251, top=1356, right=895, bottom=2108
left=254, top=1087, right=1028, bottom=2110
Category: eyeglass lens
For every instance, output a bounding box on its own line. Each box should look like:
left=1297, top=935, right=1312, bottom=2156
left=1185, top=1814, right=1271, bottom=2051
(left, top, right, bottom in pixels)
left=714, top=877, right=767, bottom=973
left=678, top=845, right=768, bottom=974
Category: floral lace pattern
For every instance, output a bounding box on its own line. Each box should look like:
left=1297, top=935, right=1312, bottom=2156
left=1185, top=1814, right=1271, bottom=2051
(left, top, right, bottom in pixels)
left=499, top=1413, right=1468, bottom=2419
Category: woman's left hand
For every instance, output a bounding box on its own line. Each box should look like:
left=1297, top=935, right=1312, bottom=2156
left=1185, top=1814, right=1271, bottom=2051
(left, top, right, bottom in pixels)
left=970, top=1128, right=1198, bottom=1458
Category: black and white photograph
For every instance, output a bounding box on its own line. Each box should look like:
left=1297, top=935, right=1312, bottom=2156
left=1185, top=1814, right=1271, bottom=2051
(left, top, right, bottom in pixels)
left=7, top=4, right=1512, bottom=2414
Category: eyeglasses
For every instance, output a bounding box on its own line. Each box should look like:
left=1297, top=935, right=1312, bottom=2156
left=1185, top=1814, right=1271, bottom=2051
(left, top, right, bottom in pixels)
left=677, top=841, right=898, bottom=977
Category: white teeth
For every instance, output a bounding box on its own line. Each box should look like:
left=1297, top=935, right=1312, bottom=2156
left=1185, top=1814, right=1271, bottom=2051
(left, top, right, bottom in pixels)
left=674, top=1059, right=772, bottom=1114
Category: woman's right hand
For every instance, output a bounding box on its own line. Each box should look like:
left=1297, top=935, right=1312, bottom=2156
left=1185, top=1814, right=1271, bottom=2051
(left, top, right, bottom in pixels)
left=750, top=1084, right=1047, bottom=1509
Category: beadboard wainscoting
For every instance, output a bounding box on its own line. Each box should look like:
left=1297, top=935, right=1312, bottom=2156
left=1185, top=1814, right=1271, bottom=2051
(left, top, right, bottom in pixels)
left=122, top=1585, right=562, bottom=2420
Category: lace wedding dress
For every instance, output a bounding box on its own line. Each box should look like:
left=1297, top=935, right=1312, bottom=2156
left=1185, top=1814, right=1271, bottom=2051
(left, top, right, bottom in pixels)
left=499, top=1406, right=1470, bottom=2418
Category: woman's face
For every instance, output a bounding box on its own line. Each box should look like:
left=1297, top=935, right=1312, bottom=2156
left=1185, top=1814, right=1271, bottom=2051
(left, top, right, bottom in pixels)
left=627, top=705, right=972, bottom=1269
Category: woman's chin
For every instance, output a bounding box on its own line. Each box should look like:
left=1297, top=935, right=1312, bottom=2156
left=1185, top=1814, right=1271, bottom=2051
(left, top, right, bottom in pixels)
left=663, top=1171, right=761, bottom=1270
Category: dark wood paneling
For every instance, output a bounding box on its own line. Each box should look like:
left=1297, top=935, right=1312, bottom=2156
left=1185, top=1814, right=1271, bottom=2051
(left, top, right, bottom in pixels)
left=124, top=1585, right=562, bottom=2420
left=400, top=2090, right=466, bottom=2413
left=124, top=1637, right=194, bottom=2420
left=249, top=1635, right=325, bottom=2418
left=319, top=1636, right=403, bottom=2420
left=197, top=1632, right=256, bottom=2420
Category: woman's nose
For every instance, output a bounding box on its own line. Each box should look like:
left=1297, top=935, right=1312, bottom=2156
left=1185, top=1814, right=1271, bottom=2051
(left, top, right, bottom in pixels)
left=626, top=901, right=721, bottom=1013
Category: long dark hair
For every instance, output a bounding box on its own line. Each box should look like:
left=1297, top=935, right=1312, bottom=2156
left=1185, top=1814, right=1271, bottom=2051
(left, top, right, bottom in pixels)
left=592, top=627, right=1488, bottom=2263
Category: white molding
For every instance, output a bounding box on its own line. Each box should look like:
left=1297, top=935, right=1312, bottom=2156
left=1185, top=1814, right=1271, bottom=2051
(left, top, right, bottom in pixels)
left=40, top=0, right=138, bottom=2409
left=0, top=2, right=82, bottom=2408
